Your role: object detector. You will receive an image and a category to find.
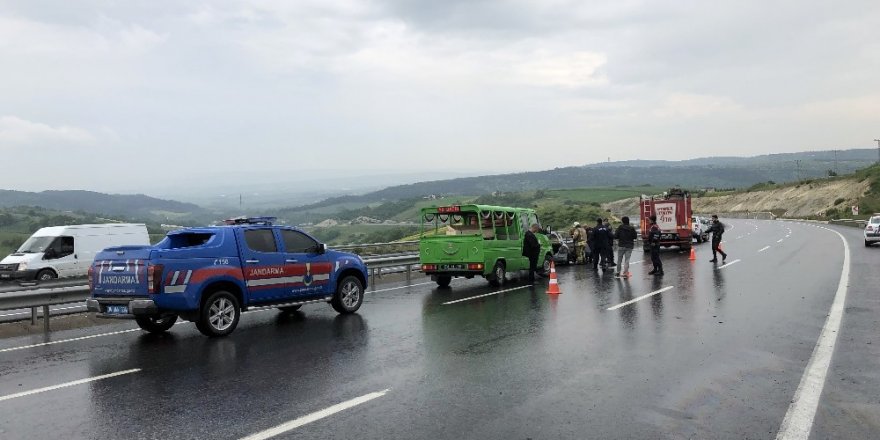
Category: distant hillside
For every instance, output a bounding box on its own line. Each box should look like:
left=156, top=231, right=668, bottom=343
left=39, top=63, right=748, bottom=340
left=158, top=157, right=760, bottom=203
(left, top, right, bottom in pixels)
left=603, top=164, right=880, bottom=220
left=586, top=148, right=875, bottom=173
left=0, top=190, right=211, bottom=223
left=287, top=148, right=876, bottom=211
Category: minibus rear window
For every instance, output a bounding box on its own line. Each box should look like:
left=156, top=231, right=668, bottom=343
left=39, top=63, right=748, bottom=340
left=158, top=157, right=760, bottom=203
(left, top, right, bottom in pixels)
left=158, top=233, right=215, bottom=249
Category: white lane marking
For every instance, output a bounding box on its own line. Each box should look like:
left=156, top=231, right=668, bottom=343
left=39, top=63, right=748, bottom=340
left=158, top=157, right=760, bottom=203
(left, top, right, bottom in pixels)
left=0, top=368, right=140, bottom=402
left=372, top=281, right=435, bottom=293
left=442, top=285, right=531, bottom=305
left=607, top=286, right=674, bottom=311
left=758, top=246, right=771, bottom=253
left=240, top=389, right=390, bottom=440
left=777, top=239, right=784, bottom=243
left=776, top=226, right=851, bottom=440
left=0, top=329, right=141, bottom=353
left=717, top=259, right=741, bottom=269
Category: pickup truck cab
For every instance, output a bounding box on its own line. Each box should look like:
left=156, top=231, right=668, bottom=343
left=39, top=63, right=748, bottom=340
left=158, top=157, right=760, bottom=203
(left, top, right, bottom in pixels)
left=86, top=217, right=368, bottom=337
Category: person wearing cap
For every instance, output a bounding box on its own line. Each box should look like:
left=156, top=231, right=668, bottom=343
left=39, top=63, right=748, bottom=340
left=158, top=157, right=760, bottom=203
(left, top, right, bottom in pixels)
left=707, top=214, right=728, bottom=263
left=571, top=221, right=587, bottom=264
left=592, top=218, right=609, bottom=270
left=647, top=214, right=664, bottom=275
left=604, top=219, right=616, bottom=268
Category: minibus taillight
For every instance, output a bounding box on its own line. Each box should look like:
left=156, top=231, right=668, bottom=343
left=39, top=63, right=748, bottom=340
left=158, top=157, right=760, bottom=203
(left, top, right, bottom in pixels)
left=421, top=264, right=437, bottom=271
left=87, top=266, right=94, bottom=291
left=467, top=263, right=484, bottom=271
left=147, top=264, right=164, bottom=294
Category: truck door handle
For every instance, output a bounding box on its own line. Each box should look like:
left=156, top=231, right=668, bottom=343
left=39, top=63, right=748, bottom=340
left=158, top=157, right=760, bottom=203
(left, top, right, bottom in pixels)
left=245, top=259, right=260, bottom=264
left=285, top=259, right=298, bottom=263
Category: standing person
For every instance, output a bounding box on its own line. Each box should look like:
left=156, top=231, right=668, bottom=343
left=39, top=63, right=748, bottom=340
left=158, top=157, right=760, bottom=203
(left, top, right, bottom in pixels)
left=614, top=216, right=637, bottom=277
left=592, top=218, right=608, bottom=270
left=523, top=224, right=542, bottom=283
left=585, top=225, right=594, bottom=265
left=571, top=222, right=586, bottom=264
left=707, top=214, right=728, bottom=263
left=604, top=219, right=616, bottom=267
left=648, top=215, right=664, bottom=275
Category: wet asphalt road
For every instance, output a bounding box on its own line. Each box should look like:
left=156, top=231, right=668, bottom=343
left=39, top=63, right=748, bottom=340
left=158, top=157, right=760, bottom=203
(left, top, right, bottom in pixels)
left=0, top=219, right=872, bottom=439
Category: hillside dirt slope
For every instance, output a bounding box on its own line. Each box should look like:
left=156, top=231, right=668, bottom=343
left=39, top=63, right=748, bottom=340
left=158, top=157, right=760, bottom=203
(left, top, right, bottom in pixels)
left=602, top=178, right=869, bottom=218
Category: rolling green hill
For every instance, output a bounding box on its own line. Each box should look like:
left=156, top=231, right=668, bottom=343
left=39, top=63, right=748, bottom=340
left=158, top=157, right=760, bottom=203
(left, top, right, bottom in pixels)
left=0, top=190, right=214, bottom=223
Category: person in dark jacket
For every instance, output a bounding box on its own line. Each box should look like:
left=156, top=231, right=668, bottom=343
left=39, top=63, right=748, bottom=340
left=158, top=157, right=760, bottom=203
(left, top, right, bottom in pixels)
left=522, top=224, right=542, bottom=282
left=707, top=214, right=728, bottom=263
left=613, top=216, right=637, bottom=277
left=648, top=215, right=664, bottom=275
left=604, top=219, right=616, bottom=267
left=591, top=218, right=608, bottom=270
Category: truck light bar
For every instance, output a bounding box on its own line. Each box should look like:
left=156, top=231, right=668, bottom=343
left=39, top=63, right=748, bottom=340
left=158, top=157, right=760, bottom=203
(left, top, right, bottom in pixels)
left=223, top=216, right=277, bottom=226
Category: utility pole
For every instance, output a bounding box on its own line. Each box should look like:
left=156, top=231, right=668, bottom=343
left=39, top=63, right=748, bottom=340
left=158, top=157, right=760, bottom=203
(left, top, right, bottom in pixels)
left=834, top=149, right=838, bottom=175
left=875, top=139, right=880, bottom=164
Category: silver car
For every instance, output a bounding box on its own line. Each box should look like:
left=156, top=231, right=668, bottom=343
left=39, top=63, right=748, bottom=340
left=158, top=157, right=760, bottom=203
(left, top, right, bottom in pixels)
left=692, top=216, right=710, bottom=243
left=865, top=215, right=880, bottom=247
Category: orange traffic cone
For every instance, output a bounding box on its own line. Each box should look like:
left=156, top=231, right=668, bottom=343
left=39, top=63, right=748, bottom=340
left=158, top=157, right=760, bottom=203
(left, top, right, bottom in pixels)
left=689, top=247, right=696, bottom=261
left=546, top=260, right=562, bottom=294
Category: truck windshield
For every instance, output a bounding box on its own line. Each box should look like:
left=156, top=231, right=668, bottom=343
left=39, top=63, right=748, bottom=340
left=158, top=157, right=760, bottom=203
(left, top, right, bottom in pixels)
left=422, top=211, right=481, bottom=236
left=16, top=236, right=55, bottom=253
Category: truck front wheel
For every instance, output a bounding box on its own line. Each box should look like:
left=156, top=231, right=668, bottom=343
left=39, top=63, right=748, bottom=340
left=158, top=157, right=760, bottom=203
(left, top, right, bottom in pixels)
left=135, top=314, right=177, bottom=333
left=331, top=276, right=364, bottom=314
left=36, top=269, right=57, bottom=281
left=196, top=291, right=241, bottom=337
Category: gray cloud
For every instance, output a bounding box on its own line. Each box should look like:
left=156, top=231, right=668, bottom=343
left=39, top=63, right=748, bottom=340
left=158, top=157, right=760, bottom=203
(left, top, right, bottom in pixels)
left=0, top=0, right=877, bottom=193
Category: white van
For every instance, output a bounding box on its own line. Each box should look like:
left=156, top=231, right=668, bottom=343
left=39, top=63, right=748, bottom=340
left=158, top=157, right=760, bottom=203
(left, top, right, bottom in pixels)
left=0, top=224, right=150, bottom=281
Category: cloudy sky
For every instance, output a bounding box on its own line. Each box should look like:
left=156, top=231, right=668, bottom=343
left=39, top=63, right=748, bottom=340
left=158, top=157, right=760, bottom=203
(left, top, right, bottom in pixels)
left=1, top=0, right=878, bottom=193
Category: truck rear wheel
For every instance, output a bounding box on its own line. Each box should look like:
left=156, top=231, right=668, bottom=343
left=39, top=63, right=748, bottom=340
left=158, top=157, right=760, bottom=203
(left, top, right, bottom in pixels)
left=331, top=276, right=364, bottom=314
left=135, top=314, right=177, bottom=333
left=196, top=291, right=241, bottom=337
left=436, top=276, right=451, bottom=288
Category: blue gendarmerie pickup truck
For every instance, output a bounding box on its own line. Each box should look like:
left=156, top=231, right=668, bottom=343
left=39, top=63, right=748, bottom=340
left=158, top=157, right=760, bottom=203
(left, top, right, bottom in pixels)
left=86, top=217, right=368, bottom=337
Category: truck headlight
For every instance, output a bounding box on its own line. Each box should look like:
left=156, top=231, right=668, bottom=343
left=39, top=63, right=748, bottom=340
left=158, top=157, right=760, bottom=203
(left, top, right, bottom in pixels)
left=17, top=262, right=27, bottom=271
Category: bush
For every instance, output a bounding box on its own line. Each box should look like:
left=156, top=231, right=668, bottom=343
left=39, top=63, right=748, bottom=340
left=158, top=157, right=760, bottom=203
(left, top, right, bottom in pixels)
left=834, top=198, right=846, bottom=205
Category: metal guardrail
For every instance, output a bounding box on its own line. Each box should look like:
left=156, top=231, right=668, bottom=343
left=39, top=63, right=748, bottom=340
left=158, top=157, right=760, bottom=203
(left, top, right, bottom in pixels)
left=332, top=241, right=419, bottom=256
left=0, top=253, right=422, bottom=332
left=828, top=219, right=867, bottom=228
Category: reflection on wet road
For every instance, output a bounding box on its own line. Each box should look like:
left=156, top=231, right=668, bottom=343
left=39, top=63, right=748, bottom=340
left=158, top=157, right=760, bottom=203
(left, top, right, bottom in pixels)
left=0, top=220, right=875, bottom=439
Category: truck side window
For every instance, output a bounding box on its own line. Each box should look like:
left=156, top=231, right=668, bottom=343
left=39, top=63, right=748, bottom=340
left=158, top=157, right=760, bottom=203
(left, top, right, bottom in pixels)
left=244, top=229, right=278, bottom=253
left=529, top=213, right=540, bottom=230
left=59, top=236, right=74, bottom=257
left=282, top=230, right=318, bottom=253
left=46, top=236, right=74, bottom=259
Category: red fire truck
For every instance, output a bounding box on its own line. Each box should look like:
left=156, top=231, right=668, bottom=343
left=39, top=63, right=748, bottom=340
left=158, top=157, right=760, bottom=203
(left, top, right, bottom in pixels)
left=639, top=188, right=693, bottom=251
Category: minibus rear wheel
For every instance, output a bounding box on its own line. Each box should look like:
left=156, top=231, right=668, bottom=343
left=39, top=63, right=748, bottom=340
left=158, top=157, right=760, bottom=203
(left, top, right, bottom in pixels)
left=488, top=262, right=506, bottom=287
left=436, top=276, right=451, bottom=288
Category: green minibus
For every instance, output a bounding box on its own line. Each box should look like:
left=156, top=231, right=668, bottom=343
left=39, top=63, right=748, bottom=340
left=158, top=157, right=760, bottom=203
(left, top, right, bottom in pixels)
left=418, top=204, right=552, bottom=287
